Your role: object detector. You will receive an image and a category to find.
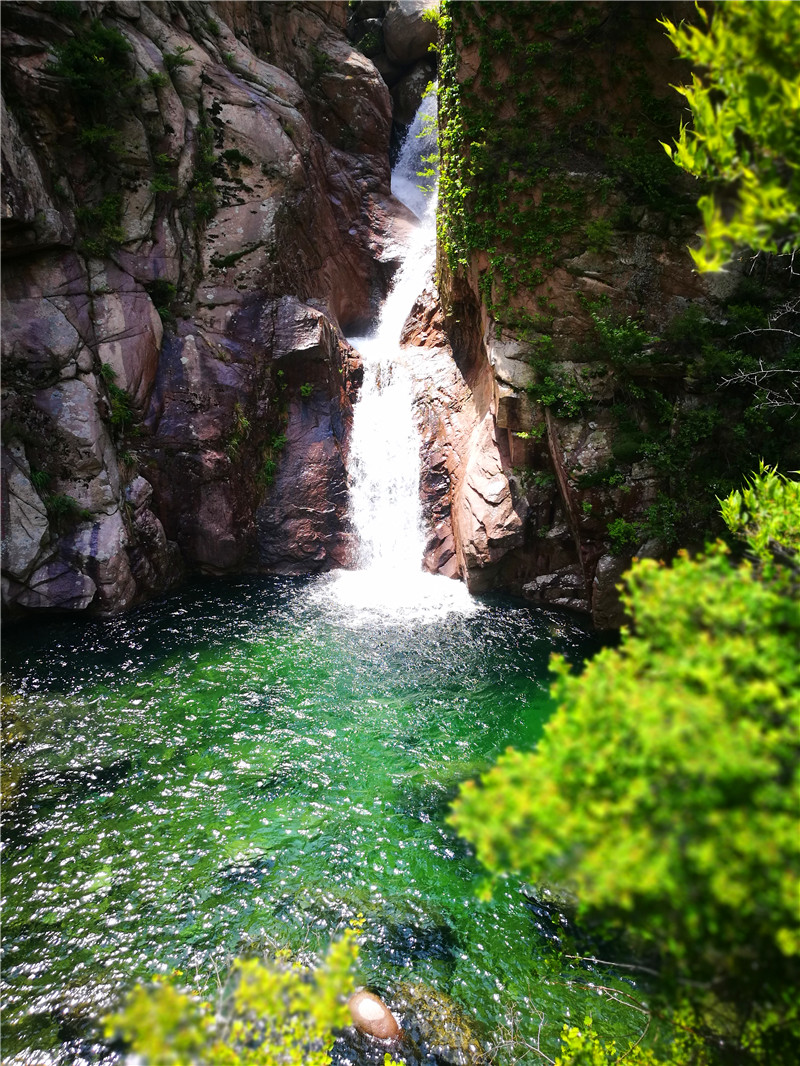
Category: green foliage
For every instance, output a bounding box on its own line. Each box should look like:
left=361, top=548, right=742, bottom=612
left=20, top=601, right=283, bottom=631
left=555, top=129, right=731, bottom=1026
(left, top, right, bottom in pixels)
left=50, top=19, right=132, bottom=102
left=50, top=0, right=80, bottom=21
left=105, top=924, right=361, bottom=1065
left=191, top=120, right=217, bottom=221
left=585, top=218, right=614, bottom=253
left=75, top=194, right=125, bottom=257
left=44, top=493, right=93, bottom=528
left=450, top=468, right=800, bottom=1063
left=300, top=382, right=314, bottom=398
left=660, top=2, right=800, bottom=270
left=77, top=123, right=123, bottom=156
left=146, top=279, right=177, bottom=325
left=527, top=370, right=591, bottom=419
left=211, top=244, right=263, bottom=269
left=146, top=70, right=169, bottom=90
left=586, top=298, right=658, bottom=367
left=221, top=148, right=254, bottom=168
left=259, top=457, right=278, bottom=486
left=163, top=46, right=194, bottom=74
left=100, top=362, right=134, bottom=429
left=150, top=173, right=177, bottom=194
left=309, top=44, right=333, bottom=84
left=720, top=462, right=800, bottom=581
left=606, top=516, right=638, bottom=554
left=227, top=403, right=251, bottom=459
left=532, top=470, right=556, bottom=490
left=436, top=1, right=691, bottom=328
left=661, top=303, right=709, bottom=350
left=29, top=468, right=51, bottom=492
left=552, top=1015, right=709, bottom=1066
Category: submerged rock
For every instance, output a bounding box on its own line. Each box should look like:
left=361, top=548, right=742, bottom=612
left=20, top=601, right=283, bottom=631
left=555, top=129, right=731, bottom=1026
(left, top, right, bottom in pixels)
left=392, top=981, right=488, bottom=1065
left=348, top=989, right=401, bottom=1040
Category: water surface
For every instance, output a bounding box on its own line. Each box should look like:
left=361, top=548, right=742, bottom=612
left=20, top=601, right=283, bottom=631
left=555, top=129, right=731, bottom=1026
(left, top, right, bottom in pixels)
left=2, top=576, right=640, bottom=1064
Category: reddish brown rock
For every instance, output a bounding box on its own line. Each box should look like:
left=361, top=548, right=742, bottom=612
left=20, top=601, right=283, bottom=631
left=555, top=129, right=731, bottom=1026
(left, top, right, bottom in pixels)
left=348, top=990, right=401, bottom=1040
left=0, top=0, right=405, bottom=615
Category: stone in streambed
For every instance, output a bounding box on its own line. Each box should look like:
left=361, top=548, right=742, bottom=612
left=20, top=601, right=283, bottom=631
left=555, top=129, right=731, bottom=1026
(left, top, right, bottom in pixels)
left=348, top=990, right=401, bottom=1040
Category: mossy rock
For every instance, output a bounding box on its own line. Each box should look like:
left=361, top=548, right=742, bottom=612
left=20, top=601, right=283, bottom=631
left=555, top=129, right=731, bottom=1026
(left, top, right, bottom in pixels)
left=391, top=981, right=488, bottom=1065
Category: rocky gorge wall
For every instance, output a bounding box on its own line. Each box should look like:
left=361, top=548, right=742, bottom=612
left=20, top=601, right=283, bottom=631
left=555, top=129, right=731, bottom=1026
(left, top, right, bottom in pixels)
left=3, top=0, right=796, bottom=627
left=1, top=0, right=429, bottom=614
left=426, top=0, right=798, bottom=625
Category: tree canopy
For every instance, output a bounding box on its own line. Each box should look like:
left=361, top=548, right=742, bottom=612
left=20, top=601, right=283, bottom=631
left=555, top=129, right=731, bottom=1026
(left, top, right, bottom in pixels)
left=660, top=1, right=800, bottom=271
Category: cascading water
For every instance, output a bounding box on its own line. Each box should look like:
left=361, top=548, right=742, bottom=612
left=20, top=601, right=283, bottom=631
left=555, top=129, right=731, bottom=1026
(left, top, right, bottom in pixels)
left=319, top=90, right=474, bottom=621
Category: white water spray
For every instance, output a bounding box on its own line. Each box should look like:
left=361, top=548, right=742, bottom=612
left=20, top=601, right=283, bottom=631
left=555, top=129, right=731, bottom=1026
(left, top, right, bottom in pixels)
left=311, top=90, right=477, bottom=623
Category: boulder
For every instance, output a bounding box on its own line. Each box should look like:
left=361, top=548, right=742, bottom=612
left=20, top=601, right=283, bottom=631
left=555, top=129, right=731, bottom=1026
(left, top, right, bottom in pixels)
left=383, top=0, right=438, bottom=66
left=348, top=990, right=401, bottom=1040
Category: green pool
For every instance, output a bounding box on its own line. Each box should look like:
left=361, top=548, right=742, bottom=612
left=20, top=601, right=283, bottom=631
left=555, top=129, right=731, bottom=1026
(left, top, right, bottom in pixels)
left=1, top=574, right=643, bottom=1064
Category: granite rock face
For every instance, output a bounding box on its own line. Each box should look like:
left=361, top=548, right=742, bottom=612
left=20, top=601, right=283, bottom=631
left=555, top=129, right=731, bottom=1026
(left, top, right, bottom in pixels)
left=1, top=0, right=405, bottom=614
left=429, top=0, right=757, bottom=626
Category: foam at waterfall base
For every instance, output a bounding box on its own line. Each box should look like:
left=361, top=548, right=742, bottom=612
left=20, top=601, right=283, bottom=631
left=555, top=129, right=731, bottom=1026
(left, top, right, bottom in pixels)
left=306, top=568, right=481, bottom=628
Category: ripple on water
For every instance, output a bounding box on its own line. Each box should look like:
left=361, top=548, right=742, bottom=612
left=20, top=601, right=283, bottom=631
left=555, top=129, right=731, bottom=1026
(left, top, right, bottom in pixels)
left=1, top=575, right=638, bottom=1065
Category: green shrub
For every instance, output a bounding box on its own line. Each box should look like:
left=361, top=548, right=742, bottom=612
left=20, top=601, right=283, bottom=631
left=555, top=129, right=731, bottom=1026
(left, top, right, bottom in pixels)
left=662, top=304, right=711, bottom=350
left=29, top=469, right=51, bottom=492
left=450, top=469, right=800, bottom=1064
left=532, top=470, right=556, bottom=489
left=150, top=173, right=176, bottom=193
left=587, top=299, right=658, bottom=367
left=100, top=363, right=133, bottom=429
left=146, top=70, right=169, bottom=90
left=191, top=120, right=217, bottom=221
left=220, top=148, right=254, bottom=168
left=76, top=194, right=125, bottom=257
left=77, top=123, right=123, bottom=156
left=661, top=2, right=800, bottom=270
left=44, top=494, right=93, bottom=528
left=300, top=382, right=314, bottom=398
left=640, top=494, right=683, bottom=549
left=163, top=46, right=194, bottom=74
left=145, top=280, right=177, bottom=325
left=607, top=516, right=639, bottom=554
left=527, top=372, right=591, bottom=419
left=226, top=404, right=251, bottom=459
left=105, top=924, right=362, bottom=1065
left=258, top=456, right=278, bottom=486
left=50, top=19, right=132, bottom=102
left=585, top=217, right=614, bottom=252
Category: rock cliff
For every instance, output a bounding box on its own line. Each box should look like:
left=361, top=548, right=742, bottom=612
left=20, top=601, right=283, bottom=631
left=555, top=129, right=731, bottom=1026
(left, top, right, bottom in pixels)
left=428, top=0, right=798, bottom=625
left=1, top=0, right=412, bottom=613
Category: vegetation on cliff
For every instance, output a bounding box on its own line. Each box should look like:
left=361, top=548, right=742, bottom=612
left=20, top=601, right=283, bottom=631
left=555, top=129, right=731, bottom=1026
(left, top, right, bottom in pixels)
left=435, top=0, right=799, bottom=580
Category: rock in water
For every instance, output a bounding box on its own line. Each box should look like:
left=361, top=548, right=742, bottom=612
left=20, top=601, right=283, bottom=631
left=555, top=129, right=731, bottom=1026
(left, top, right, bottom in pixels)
left=348, top=990, right=401, bottom=1039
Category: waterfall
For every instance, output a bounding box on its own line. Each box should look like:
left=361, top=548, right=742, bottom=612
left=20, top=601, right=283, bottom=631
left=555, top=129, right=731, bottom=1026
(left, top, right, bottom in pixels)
left=313, top=89, right=477, bottom=622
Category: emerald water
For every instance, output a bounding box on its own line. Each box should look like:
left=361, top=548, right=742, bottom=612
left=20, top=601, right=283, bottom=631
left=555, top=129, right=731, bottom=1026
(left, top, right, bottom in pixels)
left=0, top=576, right=644, bottom=1065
